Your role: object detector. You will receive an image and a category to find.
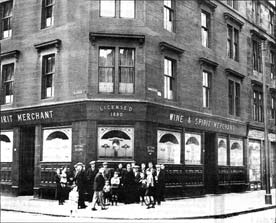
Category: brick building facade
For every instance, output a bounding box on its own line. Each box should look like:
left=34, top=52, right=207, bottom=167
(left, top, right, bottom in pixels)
left=1, top=0, right=276, bottom=198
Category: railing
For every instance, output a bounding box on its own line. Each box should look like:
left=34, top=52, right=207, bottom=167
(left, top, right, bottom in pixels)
left=0, top=163, right=12, bottom=184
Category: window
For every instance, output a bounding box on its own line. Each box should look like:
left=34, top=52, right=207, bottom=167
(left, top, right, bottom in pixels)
left=119, top=48, right=135, bottom=94
left=100, top=0, right=115, bottom=17
left=185, top=133, right=201, bottom=165
left=98, top=127, right=134, bottom=160
left=201, top=11, right=210, bottom=48
left=253, top=39, right=262, bottom=72
left=1, top=63, right=14, bottom=104
left=157, top=130, right=181, bottom=164
left=120, top=0, right=135, bottom=18
left=218, top=137, right=227, bottom=166
left=164, top=0, right=174, bottom=32
left=99, top=48, right=135, bottom=94
left=227, top=0, right=238, bottom=10
left=100, top=0, right=135, bottom=18
left=164, top=58, right=175, bottom=100
left=269, top=11, right=274, bottom=35
left=0, top=0, right=13, bottom=39
left=253, top=89, right=263, bottom=122
left=41, top=0, right=54, bottom=29
left=99, top=48, right=115, bottom=93
left=270, top=51, right=275, bottom=80
left=227, top=25, right=239, bottom=61
left=0, top=131, right=13, bottom=162
left=248, top=141, right=261, bottom=182
left=271, top=95, right=276, bottom=120
left=228, top=80, right=240, bottom=116
left=202, top=71, right=211, bottom=108
left=230, top=138, right=243, bottom=166
left=42, top=128, right=72, bottom=162
left=42, top=54, right=55, bottom=99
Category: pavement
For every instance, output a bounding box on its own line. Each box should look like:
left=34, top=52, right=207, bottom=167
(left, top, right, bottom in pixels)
left=1, top=189, right=276, bottom=220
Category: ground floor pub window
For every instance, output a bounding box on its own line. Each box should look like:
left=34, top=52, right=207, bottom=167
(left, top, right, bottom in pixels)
left=157, top=130, right=181, bottom=164
left=230, top=138, right=243, bottom=166
left=42, top=127, right=72, bottom=162
left=98, top=127, right=134, bottom=160
left=0, top=131, right=13, bottom=162
left=218, top=137, right=227, bottom=166
left=248, top=140, right=261, bottom=182
left=185, top=132, right=201, bottom=165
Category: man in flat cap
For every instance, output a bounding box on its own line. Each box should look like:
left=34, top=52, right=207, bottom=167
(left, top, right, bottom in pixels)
left=91, top=167, right=106, bottom=211
left=102, top=162, right=112, bottom=181
left=86, top=161, right=97, bottom=202
left=74, top=162, right=87, bottom=209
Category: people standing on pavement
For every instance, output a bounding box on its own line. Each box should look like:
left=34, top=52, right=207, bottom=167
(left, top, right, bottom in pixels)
left=55, top=168, right=63, bottom=205
left=139, top=172, right=147, bottom=205
left=74, top=162, right=87, bottom=209
left=115, top=163, right=125, bottom=202
left=155, top=164, right=166, bottom=205
left=122, top=163, right=135, bottom=204
left=86, top=160, right=97, bottom=202
left=133, top=165, right=141, bottom=203
left=91, top=167, right=107, bottom=211
left=103, top=180, right=112, bottom=205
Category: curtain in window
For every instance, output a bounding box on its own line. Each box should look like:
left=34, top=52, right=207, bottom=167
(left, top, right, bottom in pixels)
left=99, top=49, right=114, bottom=93
left=2, top=63, right=14, bottom=104
left=119, top=49, right=134, bottom=94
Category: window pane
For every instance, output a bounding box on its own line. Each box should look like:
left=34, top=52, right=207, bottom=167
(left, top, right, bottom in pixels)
left=201, top=12, right=207, bottom=27
left=119, top=68, right=134, bottom=94
left=230, top=139, right=243, bottom=166
left=99, top=49, right=114, bottom=66
left=99, top=68, right=114, bottom=93
left=218, top=138, right=227, bottom=166
left=164, top=7, right=173, bottom=32
left=0, top=131, right=13, bottom=162
left=235, top=83, right=240, bottom=116
left=120, top=0, right=135, bottom=18
left=228, top=80, right=234, bottom=115
left=100, top=0, right=115, bottom=17
left=248, top=141, right=261, bottom=182
left=185, top=133, right=201, bottom=165
left=119, top=49, right=134, bottom=66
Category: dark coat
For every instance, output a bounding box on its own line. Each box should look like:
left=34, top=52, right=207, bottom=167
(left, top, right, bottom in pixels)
left=86, top=167, right=97, bottom=186
left=93, top=173, right=105, bottom=191
left=75, top=170, right=87, bottom=192
left=156, top=170, right=165, bottom=187
left=123, top=170, right=135, bottom=186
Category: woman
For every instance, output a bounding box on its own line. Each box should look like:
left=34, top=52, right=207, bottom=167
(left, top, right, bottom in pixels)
left=55, top=166, right=68, bottom=205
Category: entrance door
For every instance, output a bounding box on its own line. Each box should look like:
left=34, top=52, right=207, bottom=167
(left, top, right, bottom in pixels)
left=204, top=133, right=218, bottom=194
left=19, top=127, right=35, bottom=195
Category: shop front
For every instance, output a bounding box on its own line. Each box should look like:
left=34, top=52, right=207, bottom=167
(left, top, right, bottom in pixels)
left=1, top=101, right=248, bottom=198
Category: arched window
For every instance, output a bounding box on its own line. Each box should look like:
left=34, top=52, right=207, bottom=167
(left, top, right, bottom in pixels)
left=218, top=138, right=227, bottom=166
left=230, top=138, right=243, bottom=166
left=42, top=128, right=72, bottom=162
left=98, top=127, right=134, bottom=159
left=157, top=130, right=181, bottom=164
left=185, top=133, right=201, bottom=165
left=0, top=131, right=13, bottom=162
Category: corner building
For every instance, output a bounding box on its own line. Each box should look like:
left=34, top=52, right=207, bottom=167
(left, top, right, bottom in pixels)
left=1, top=0, right=276, bottom=198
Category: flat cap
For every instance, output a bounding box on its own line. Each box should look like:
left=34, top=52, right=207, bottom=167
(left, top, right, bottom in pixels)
left=74, top=162, right=84, bottom=168
left=89, top=160, right=96, bottom=165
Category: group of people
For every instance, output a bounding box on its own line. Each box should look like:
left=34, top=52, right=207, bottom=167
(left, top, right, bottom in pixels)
left=55, top=161, right=166, bottom=212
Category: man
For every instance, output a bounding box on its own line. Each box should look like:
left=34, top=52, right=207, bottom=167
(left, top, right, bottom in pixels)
left=155, top=164, right=166, bottom=205
left=102, top=162, right=112, bottom=181
left=86, top=160, right=97, bottom=202
left=74, top=162, right=87, bottom=209
left=91, top=167, right=106, bottom=211
left=123, top=163, right=135, bottom=204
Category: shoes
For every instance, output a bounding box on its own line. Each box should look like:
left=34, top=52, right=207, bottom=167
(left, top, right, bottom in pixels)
left=146, top=206, right=151, bottom=209
left=92, top=208, right=97, bottom=211
left=78, top=205, right=87, bottom=209
left=101, top=207, right=108, bottom=210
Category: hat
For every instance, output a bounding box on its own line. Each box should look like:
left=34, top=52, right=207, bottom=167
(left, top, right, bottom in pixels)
left=74, top=162, right=84, bottom=168
left=156, top=164, right=161, bottom=168
left=133, top=165, right=139, bottom=169
left=102, top=162, right=108, bottom=165
left=89, top=160, right=96, bottom=165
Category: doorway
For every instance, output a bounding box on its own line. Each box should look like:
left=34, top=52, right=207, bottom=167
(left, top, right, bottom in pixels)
left=204, top=132, right=217, bottom=194
left=19, top=127, right=35, bottom=195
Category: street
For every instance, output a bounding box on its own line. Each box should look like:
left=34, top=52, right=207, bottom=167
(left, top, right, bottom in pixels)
left=1, top=209, right=276, bottom=223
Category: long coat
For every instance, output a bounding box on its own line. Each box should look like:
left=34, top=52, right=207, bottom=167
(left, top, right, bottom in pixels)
left=93, top=173, right=105, bottom=192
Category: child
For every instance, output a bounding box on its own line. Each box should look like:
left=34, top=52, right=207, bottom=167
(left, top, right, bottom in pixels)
left=145, top=169, right=155, bottom=209
left=139, top=172, right=147, bottom=205
left=103, top=180, right=112, bottom=206
left=110, top=171, right=120, bottom=205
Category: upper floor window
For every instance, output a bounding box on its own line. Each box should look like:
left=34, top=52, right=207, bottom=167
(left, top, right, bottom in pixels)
left=271, top=95, right=276, bottom=120
left=1, top=63, right=14, bottom=104
left=1, top=0, right=13, bottom=39
left=227, top=25, right=239, bottom=61
left=228, top=80, right=240, bottom=116
left=164, top=58, right=175, bottom=100
left=164, top=0, right=174, bottom=32
left=253, top=39, right=262, bottom=72
left=99, top=47, right=135, bottom=94
left=201, top=10, right=210, bottom=48
left=253, top=89, right=263, bottom=122
left=202, top=71, right=211, bottom=108
left=270, top=51, right=275, bottom=80
left=41, top=54, right=55, bottom=99
left=227, top=0, right=238, bottom=10
left=100, top=0, right=135, bottom=18
left=41, top=0, right=54, bottom=29
left=269, top=11, right=274, bottom=36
